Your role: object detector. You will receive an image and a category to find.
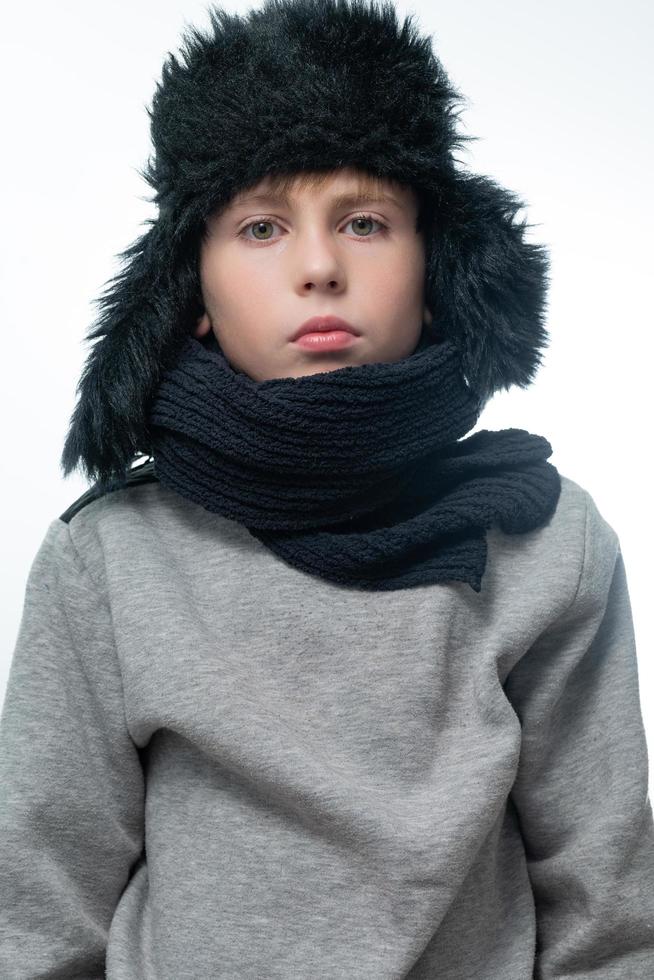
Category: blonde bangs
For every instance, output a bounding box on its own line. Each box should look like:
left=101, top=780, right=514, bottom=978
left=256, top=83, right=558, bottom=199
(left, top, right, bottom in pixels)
left=263, top=167, right=397, bottom=199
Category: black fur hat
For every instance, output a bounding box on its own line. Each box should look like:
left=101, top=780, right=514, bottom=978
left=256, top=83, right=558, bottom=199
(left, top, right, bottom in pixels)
left=60, top=0, right=550, bottom=491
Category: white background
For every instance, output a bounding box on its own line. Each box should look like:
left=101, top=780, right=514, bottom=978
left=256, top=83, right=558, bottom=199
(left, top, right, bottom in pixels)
left=1, top=0, right=652, bottom=785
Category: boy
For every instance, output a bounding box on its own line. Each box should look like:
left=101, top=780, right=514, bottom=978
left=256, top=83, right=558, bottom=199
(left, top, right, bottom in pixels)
left=1, top=0, right=653, bottom=977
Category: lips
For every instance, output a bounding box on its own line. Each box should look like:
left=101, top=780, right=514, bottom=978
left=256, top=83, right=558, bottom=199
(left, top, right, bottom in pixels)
left=291, top=316, right=359, bottom=341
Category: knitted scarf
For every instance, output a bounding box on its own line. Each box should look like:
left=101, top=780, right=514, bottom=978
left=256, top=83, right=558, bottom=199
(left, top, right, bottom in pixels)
left=147, top=327, right=561, bottom=592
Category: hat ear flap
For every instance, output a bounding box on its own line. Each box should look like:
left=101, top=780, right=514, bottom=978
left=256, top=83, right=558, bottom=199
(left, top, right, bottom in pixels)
left=425, top=172, right=551, bottom=406
left=60, top=215, right=201, bottom=491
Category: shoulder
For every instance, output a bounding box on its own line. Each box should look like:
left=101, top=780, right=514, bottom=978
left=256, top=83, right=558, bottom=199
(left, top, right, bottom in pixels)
left=484, top=471, right=620, bottom=618
left=556, top=473, right=622, bottom=612
left=23, top=461, right=163, bottom=586
left=53, top=459, right=188, bottom=591
left=517, top=471, right=619, bottom=557
left=58, top=458, right=159, bottom=524
left=555, top=472, right=620, bottom=560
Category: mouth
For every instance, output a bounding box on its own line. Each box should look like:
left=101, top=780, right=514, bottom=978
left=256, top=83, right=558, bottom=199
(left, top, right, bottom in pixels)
left=293, top=330, right=360, bottom=352
left=290, top=315, right=360, bottom=342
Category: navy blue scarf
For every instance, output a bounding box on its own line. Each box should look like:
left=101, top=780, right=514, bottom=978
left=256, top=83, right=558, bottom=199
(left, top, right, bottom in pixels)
left=147, top=327, right=560, bottom=592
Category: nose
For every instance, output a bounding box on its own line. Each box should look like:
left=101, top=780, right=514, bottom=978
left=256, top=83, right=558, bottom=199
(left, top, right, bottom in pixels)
left=293, top=228, right=346, bottom=294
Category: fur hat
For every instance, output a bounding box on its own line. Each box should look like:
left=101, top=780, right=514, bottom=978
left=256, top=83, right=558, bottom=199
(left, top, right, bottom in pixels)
left=60, top=0, right=550, bottom=491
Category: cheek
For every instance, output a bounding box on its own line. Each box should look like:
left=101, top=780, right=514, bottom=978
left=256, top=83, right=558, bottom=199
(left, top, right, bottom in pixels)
left=199, top=250, right=244, bottom=310
left=401, top=248, right=427, bottom=306
left=198, top=248, right=217, bottom=301
left=370, top=248, right=425, bottom=308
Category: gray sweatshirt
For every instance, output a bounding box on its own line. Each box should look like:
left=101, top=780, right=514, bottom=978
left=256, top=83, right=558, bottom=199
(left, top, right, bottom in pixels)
left=1, top=472, right=653, bottom=979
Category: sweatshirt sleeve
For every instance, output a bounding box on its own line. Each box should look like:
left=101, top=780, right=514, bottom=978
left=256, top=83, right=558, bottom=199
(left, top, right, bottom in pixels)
left=0, top=517, right=145, bottom=980
left=503, top=489, right=654, bottom=979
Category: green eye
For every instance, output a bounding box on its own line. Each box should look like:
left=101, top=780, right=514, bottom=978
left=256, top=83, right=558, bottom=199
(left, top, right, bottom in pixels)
left=350, top=214, right=376, bottom=236
left=251, top=221, right=274, bottom=240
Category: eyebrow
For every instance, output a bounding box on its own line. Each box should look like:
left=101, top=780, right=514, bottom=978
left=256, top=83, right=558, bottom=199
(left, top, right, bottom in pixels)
left=229, top=190, right=403, bottom=211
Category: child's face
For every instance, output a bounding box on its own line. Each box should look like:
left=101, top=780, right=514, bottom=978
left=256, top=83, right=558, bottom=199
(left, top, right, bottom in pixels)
left=194, top=167, right=432, bottom=381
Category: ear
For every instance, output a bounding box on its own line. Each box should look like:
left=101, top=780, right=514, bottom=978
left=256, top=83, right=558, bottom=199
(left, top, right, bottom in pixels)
left=194, top=311, right=211, bottom=338
left=425, top=171, right=551, bottom=404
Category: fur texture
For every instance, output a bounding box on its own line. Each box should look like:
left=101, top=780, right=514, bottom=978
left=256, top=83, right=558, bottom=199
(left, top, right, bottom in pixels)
left=60, top=0, right=550, bottom=491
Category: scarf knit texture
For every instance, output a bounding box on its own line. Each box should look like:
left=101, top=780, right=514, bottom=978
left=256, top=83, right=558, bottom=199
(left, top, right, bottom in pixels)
left=147, top=329, right=561, bottom=592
